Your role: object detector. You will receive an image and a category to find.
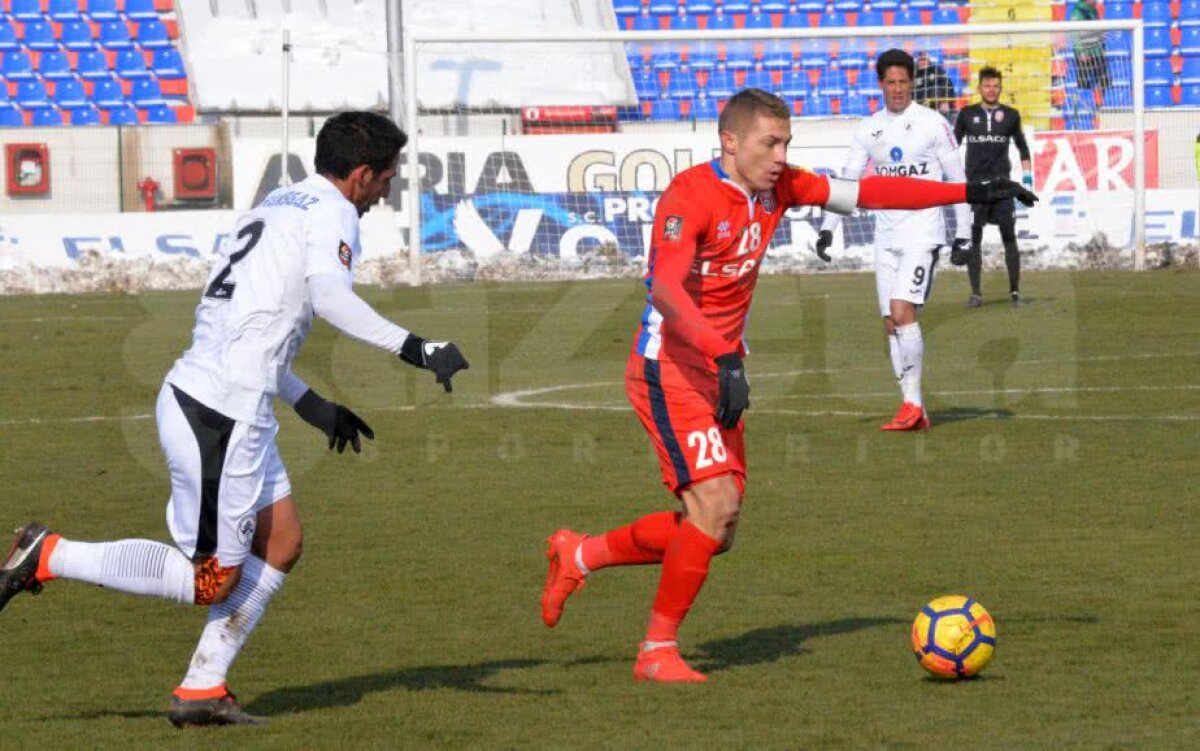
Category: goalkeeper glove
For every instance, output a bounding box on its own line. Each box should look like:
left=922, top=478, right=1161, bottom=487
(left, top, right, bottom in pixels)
left=950, top=238, right=972, bottom=266
left=715, top=353, right=750, bottom=430
left=966, top=178, right=1038, bottom=208
left=814, top=229, right=834, bottom=263
left=400, top=334, right=470, bottom=393
left=294, top=390, right=375, bottom=454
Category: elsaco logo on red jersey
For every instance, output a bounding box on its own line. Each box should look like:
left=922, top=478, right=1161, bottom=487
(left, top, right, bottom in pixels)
left=692, top=257, right=759, bottom=278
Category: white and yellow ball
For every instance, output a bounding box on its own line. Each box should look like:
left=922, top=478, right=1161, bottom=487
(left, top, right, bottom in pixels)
left=911, top=595, right=996, bottom=679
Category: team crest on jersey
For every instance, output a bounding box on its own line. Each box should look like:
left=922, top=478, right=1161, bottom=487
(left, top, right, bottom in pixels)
left=890, top=146, right=904, bottom=162
left=338, top=241, right=352, bottom=269
left=716, top=220, right=732, bottom=239
left=664, top=215, right=683, bottom=240
left=757, top=190, right=776, bottom=213
left=994, top=109, right=1005, bottom=122
left=237, top=515, right=256, bottom=546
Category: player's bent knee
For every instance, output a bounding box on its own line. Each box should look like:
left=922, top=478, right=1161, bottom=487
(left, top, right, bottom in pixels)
left=194, top=558, right=241, bottom=606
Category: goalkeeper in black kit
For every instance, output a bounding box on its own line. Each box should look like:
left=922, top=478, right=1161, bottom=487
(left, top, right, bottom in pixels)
left=953, top=67, right=1033, bottom=308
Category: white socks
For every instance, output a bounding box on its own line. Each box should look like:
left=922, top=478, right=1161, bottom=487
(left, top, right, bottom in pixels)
left=48, top=538, right=195, bottom=604
left=887, top=334, right=904, bottom=380
left=180, top=555, right=286, bottom=690
left=894, top=322, right=924, bottom=407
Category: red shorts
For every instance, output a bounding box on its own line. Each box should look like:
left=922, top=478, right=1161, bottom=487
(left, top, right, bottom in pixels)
left=625, top=354, right=746, bottom=497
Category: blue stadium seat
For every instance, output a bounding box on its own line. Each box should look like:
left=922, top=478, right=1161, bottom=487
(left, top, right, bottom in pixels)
left=838, top=38, right=868, bottom=69
left=832, top=0, right=863, bottom=12
left=818, top=68, right=848, bottom=97
left=687, top=1, right=716, bottom=14
left=1144, top=27, right=1171, bottom=58
left=1145, top=84, right=1172, bottom=107
left=38, top=51, right=74, bottom=80
left=1105, top=35, right=1131, bottom=60
left=22, top=21, right=59, bottom=51
left=893, top=10, right=922, bottom=26
left=16, top=80, right=51, bottom=108
left=1066, top=87, right=1095, bottom=114
left=722, top=1, right=752, bottom=13
left=33, top=107, right=64, bottom=126
left=649, top=98, right=681, bottom=120
left=706, top=69, right=736, bottom=97
left=54, top=79, right=89, bottom=108
left=90, top=77, right=127, bottom=107
left=799, top=39, right=828, bottom=69
left=692, top=96, right=719, bottom=120
left=124, top=0, right=160, bottom=20
left=0, top=85, right=9, bottom=105
left=744, top=9, right=773, bottom=29
left=2, top=50, right=35, bottom=80
left=1144, top=57, right=1173, bottom=85
left=782, top=11, right=807, bottom=28
left=613, top=0, right=642, bottom=17
left=71, top=106, right=102, bottom=125
left=633, top=69, right=659, bottom=98
left=116, top=49, right=152, bottom=79
left=1103, top=86, right=1132, bottom=107
left=668, top=72, right=696, bottom=99
left=1181, top=27, right=1200, bottom=55
left=1182, top=0, right=1200, bottom=27
left=841, top=90, right=869, bottom=116
left=61, top=20, right=97, bottom=51
left=794, top=0, right=825, bottom=11
left=780, top=69, right=807, bottom=97
left=708, top=11, right=736, bottom=30
left=144, top=103, right=177, bottom=123
left=1063, top=113, right=1095, bottom=130
left=761, top=40, right=792, bottom=70
left=0, top=20, right=18, bottom=52
left=10, top=0, right=44, bottom=22
left=745, top=67, right=774, bottom=92
left=802, top=91, right=832, bottom=116
left=631, top=11, right=656, bottom=31
left=819, top=11, right=847, bottom=27
left=0, top=105, right=24, bottom=126
left=1181, top=83, right=1200, bottom=105
left=77, top=50, right=111, bottom=78
left=107, top=105, right=139, bottom=124
left=724, top=41, right=756, bottom=70
left=152, top=47, right=186, bottom=78
left=688, top=42, right=718, bottom=70
left=669, top=11, right=699, bottom=30
left=856, top=10, right=884, bottom=27
left=1142, top=2, right=1172, bottom=29
left=648, top=0, right=677, bottom=16
left=1102, top=2, right=1134, bottom=20
left=136, top=19, right=172, bottom=49
left=1182, top=56, right=1200, bottom=83
left=99, top=21, right=134, bottom=49
left=650, top=43, right=681, bottom=69
left=908, top=0, right=937, bottom=10
left=87, top=0, right=121, bottom=20
left=932, top=8, right=959, bottom=25
left=49, top=0, right=82, bottom=20
left=870, top=0, right=900, bottom=11
left=760, top=1, right=791, bottom=11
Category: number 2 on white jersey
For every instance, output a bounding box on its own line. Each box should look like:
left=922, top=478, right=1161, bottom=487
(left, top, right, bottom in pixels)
left=204, top=219, right=266, bottom=300
left=687, top=428, right=728, bottom=469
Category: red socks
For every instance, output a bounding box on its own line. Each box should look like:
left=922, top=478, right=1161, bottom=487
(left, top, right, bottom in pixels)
left=645, top=521, right=723, bottom=644
left=579, top=511, right=679, bottom=571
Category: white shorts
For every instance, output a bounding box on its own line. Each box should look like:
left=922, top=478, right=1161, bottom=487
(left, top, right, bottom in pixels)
left=156, top=382, right=291, bottom=567
left=875, top=245, right=942, bottom=317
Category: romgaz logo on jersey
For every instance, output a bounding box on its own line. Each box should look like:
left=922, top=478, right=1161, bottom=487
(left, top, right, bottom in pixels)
left=876, top=146, right=930, bottom=177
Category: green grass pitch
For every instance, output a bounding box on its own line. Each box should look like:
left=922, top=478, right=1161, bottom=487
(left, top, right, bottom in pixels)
left=0, top=269, right=1196, bottom=749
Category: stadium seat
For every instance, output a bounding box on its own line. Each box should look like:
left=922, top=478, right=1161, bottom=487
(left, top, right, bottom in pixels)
left=744, top=9, right=773, bottom=29
left=61, top=20, right=97, bottom=51
left=136, top=20, right=172, bottom=49
left=761, top=40, right=792, bottom=70
left=48, top=0, right=82, bottom=20
left=39, top=51, right=74, bottom=80
left=669, top=11, right=699, bottom=30
left=633, top=69, right=658, bottom=98
left=1145, top=84, right=1172, bottom=107
left=802, top=91, right=832, bottom=116
left=1105, top=34, right=1132, bottom=60
left=832, top=0, right=863, bottom=12
left=1182, top=0, right=1200, bottom=27
left=1181, top=83, right=1200, bottom=105
left=893, top=9, right=923, bottom=26
left=20, top=20, right=58, bottom=52
left=1063, top=113, right=1095, bottom=130
left=71, top=106, right=102, bottom=124
left=760, top=0, right=791, bottom=11
left=1102, top=86, right=1132, bottom=107
left=0, top=105, right=23, bottom=126
left=870, top=0, right=900, bottom=11
left=648, top=0, right=677, bottom=16
left=87, top=0, right=121, bottom=21
left=107, top=105, right=139, bottom=124
left=908, top=0, right=937, bottom=10
left=687, top=0, right=716, bottom=13
left=116, top=49, right=153, bottom=78
left=692, top=96, right=720, bottom=120
left=1144, top=57, right=1173, bottom=85
left=799, top=39, right=828, bottom=69
left=651, top=44, right=681, bottom=70
left=745, top=67, right=774, bottom=92
left=0, top=20, right=18, bottom=52
left=706, top=69, right=737, bottom=97
left=54, top=79, right=89, bottom=108
left=856, top=10, right=884, bottom=27
left=1066, top=87, right=1096, bottom=113
left=152, top=47, right=186, bottom=78
left=668, top=73, right=696, bottom=99
left=1141, top=2, right=1172, bottom=29
left=841, top=90, right=869, bottom=115
left=688, top=42, right=718, bottom=70
left=2, top=50, right=35, bottom=80
left=782, top=11, right=807, bottom=28
left=144, top=103, right=177, bottom=123
left=819, top=68, right=848, bottom=97
left=124, top=0, right=161, bottom=19
left=91, top=77, right=127, bottom=107
left=32, top=107, right=64, bottom=126
left=838, top=38, right=868, bottom=69
left=649, top=98, right=681, bottom=120
left=794, top=0, right=826, bottom=11
left=1144, top=27, right=1171, bottom=57
left=1182, top=56, right=1200, bottom=83
left=1102, top=2, right=1134, bottom=20
left=780, top=69, right=807, bottom=97
left=16, top=80, right=51, bottom=108
left=10, top=0, right=44, bottom=22
left=819, top=11, right=847, bottom=27
left=1181, top=27, right=1200, bottom=55
left=723, top=1, right=752, bottom=13
left=724, top=41, right=756, bottom=70
left=932, top=8, right=959, bottom=25
left=613, top=0, right=641, bottom=17
left=99, top=21, right=134, bottom=49
left=708, top=11, right=736, bottom=30
left=77, top=50, right=111, bottom=78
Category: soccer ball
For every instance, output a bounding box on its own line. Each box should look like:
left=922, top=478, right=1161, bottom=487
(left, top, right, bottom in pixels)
left=911, top=595, right=996, bottom=679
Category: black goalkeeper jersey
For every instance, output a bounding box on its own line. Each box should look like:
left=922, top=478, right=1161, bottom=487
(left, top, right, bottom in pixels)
left=954, top=103, right=1032, bottom=181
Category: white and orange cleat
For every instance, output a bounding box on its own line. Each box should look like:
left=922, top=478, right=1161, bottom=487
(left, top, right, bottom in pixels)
left=540, top=529, right=586, bottom=628
left=880, top=402, right=930, bottom=432
left=634, top=642, right=708, bottom=683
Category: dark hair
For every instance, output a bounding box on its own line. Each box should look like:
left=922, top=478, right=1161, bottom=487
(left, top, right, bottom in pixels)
left=979, top=66, right=1002, bottom=84
left=314, top=111, right=407, bottom=179
left=718, top=87, right=791, bottom=135
left=875, top=48, right=914, bottom=82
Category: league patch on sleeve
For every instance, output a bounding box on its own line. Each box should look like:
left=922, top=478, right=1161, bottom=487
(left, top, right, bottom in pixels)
left=663, top=215, right=683, bottom=241
left=338, top=241, right=353, bottom=269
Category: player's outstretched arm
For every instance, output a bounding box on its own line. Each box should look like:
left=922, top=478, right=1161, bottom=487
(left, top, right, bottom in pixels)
left=854, top=175, right=1038, bottom=210
left=279, top=370, right=374, bottom=453
left=307, top=274, right=470, bottom=393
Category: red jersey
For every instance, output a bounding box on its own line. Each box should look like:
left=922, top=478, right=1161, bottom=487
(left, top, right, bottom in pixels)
left=632, top=159, right=831, bottom=371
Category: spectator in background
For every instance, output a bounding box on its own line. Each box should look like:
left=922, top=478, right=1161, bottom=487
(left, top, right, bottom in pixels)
left=914, top=51, right=958, bottom=124
left=1070, top=0, right=1109, bottom=91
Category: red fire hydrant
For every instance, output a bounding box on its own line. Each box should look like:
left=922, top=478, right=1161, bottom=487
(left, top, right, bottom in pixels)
left=138, top=176, right=160, bottom=212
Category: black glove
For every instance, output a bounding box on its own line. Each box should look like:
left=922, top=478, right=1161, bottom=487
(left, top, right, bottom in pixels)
left=814, top=229, right=833, bottom=262
left=400, top=334, right=469, bottom=393
left=966, top=178, right=1039, bottom=207
left=294, top=389, right=374, bottom=454
left=950, top=238, right=972, bottom=266
left=715, top=353, right=750, bottom=430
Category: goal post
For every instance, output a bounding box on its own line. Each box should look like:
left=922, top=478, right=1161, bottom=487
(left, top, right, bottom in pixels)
left=404, top=18, right=1150, bottom=279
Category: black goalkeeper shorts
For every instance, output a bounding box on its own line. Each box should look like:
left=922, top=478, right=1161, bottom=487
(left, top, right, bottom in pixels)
left=971, top=200, right=1015, bottom=229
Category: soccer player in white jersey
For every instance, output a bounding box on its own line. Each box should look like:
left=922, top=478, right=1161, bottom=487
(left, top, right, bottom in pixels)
left=0, top=112, right=469, bottom=727
left=816, top=49, right=1033, bottom=431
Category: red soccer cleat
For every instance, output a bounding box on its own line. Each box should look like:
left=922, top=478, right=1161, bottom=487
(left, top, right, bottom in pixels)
left=633, top=642, right=708, bottom=683
left=541, top=529, right=586, bottom=628
left=881, top=402, right=930, bottom=431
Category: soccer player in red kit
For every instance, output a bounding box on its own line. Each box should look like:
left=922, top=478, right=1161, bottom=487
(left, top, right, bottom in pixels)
left=540, top=89, right=1036, bottom=682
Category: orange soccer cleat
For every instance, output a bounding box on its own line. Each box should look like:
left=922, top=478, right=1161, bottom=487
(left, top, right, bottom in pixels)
left=633, top=642, right=708, bottom=683
left=880, top=402, right=930, bottom=431
left=541, top=529, right=586, bottom=628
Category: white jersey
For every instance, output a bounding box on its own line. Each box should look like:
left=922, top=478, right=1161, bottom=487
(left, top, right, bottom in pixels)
left=826, top=101, right=970, bottom=249
left=166, top=174, right=360, bottom=427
